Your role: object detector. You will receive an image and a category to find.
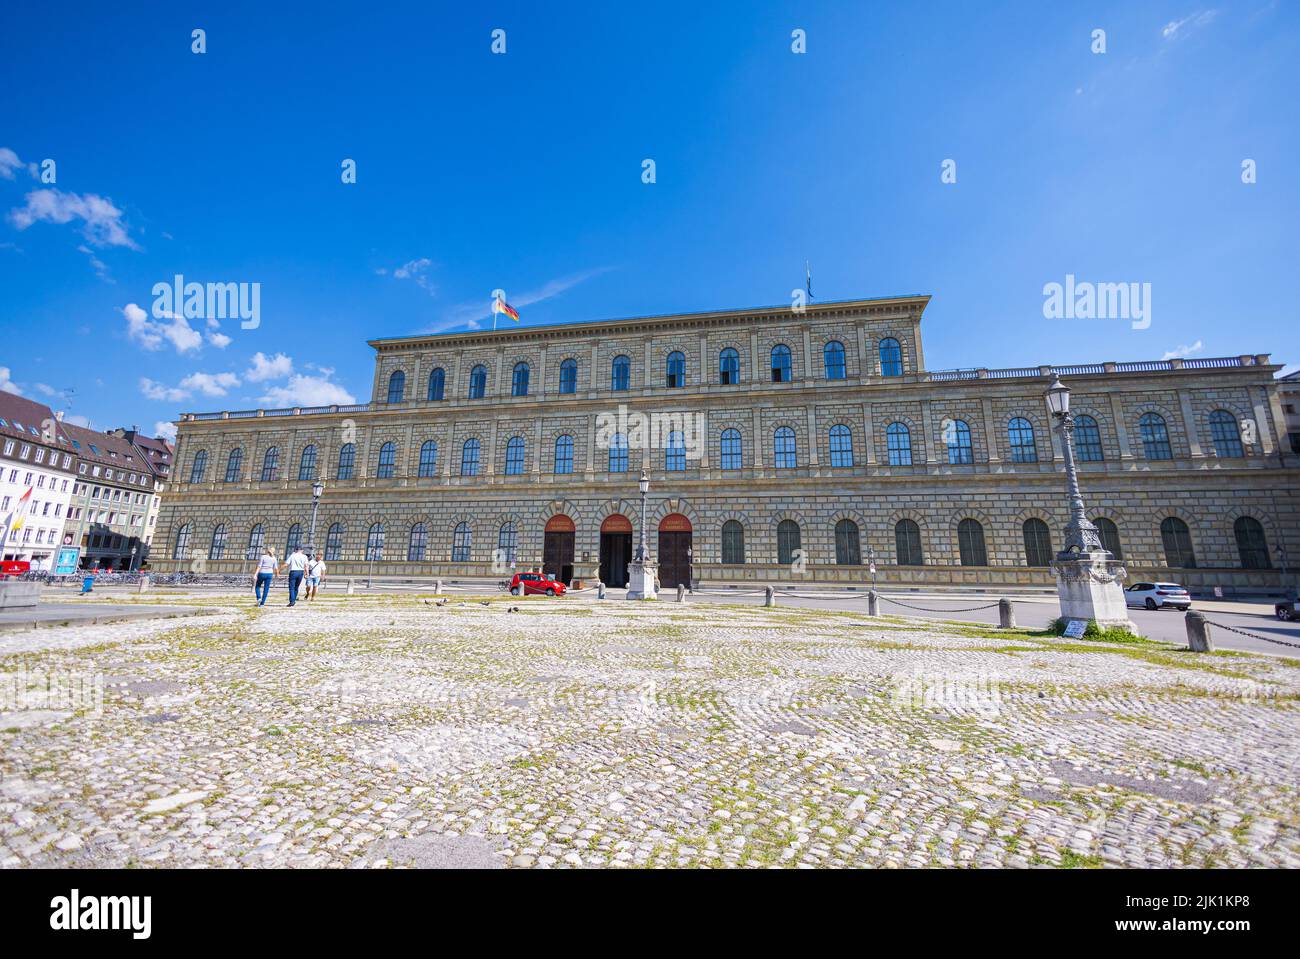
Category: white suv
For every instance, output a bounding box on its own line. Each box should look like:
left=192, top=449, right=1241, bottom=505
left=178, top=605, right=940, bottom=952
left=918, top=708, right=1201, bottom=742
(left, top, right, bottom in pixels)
left=1124, top=582, right=1192, bottom=611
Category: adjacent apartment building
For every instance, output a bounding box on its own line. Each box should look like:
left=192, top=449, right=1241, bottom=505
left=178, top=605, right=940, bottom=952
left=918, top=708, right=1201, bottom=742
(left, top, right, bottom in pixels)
left=153, top=295, right=1297, bottom=595
left=0, top=392, right=77, bottom=570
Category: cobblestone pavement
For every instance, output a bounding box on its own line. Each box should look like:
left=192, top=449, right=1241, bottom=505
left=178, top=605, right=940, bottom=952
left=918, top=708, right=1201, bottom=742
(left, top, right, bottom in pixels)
left=2, top=593, right=1298, bottom=868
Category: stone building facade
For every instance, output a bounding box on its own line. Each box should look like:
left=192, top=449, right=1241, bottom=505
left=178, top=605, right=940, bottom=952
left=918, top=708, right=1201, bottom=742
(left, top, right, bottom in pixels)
left=155, top=296, right=1297, bottom=595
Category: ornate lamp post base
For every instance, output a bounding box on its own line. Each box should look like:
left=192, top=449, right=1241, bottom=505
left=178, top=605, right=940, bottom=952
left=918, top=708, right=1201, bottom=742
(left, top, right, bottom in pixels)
left=1050, top=550, right=1135, bottom=632
left=626, top=560, right=659, bottom=600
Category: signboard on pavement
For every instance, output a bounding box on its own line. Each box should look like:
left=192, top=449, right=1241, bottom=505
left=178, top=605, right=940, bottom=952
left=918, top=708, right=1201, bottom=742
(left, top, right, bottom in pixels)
left=1062, top=619, right=1088, bottom=639
left=54, top=547, right=81, bottom=576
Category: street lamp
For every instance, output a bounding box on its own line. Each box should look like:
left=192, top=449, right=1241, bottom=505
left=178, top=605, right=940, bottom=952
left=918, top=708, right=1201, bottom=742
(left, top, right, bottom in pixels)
left=1044, top=374, right=1131, bottom=631
left=308, top=480, right=324, bottom=554
left=636, top=469, right=650, bottom=563
left=866, top=544, right=877, bottom=591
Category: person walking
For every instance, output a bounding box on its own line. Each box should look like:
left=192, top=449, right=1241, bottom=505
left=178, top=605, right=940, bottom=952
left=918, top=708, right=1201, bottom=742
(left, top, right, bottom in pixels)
left=253, top=547, right=276, bottom=606
left=305, top=552, right=326, bottom=600
left=283, top=544, right=309, bottom=606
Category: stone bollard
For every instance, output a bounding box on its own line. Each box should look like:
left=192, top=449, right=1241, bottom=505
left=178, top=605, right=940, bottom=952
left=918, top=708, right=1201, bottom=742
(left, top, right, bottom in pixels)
left=764, top=585, right=776, bottom=608
left=346, top=578, right=355, bottom=596
left=136, top=576, right=150, bottom=594
left=435, top=578, right=442, bottom=594
left=998, top=598, right=1016, bottom=629
left=597, top=582, right=606, bottom=600
left=676, top=583, right=685, bottom=603
left=867, top=590, right=880, bottom=616
left=1185, top=610, right=1214, bottom=652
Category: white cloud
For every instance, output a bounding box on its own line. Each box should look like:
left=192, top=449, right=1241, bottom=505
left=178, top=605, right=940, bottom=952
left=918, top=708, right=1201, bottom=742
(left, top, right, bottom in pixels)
left=256, top=374, right=356, bottom=408
left=207, top=331, right=232, bottom=349
left=63, top=413, right=94, bottom=429
left=179, top=371, right=240, bottom=396
left=77, top=243, right=112, bottom=281
left=153, top=420, right=178, bottom=442
left=122, top=302, right=203, bottom=354
left=0, top=366, right=21, bottom=395
left=385, top=257, right=436, bottom=295
left=1162, top=10, right=1218, bottom=39
left=245, top=351, right=294, bottom=382
left=1162, top=340, right=1204, bottom=360
left=139, top=377, right=188, bottom=403
left=429, top=266, right=613, bottom=332
left=33, top=382, right=57, bottom=397
left=8, top=188, right=139, bottom=249
left=0, top=147, right=25, bottom=180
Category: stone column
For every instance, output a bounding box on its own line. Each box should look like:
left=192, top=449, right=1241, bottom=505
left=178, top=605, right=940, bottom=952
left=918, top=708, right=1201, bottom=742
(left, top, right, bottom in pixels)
left=981, top=398, right=1000, bottom=464
left=1177, top=390, right=1204, bottom=457
left=1109, top=393, right=1133, bottom=460
left=862, top=403, right=877, bottom=465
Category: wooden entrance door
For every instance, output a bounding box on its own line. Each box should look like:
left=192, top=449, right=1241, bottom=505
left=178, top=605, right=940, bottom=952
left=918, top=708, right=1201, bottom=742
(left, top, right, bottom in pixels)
left=657, top=513, right=693, bottom=589
left=543, top=515, right=575, bottom=584
left=599, top=514, right=633, bottom=587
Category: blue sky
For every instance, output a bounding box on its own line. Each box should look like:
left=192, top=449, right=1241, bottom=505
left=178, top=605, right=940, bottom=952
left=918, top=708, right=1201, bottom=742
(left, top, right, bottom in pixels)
left=1, top=1, right=1296, bottom=439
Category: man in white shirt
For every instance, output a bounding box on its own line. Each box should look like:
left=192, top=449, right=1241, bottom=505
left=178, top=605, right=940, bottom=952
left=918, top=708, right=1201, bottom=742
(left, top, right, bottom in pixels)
left=252, top=548, right=276, bottom=606
left=282, top=546, right=309, bottom=606
left=305, top=552, right=326, bottom=600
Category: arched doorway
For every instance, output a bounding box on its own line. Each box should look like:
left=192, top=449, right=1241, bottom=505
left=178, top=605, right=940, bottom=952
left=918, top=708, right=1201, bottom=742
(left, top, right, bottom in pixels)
left=543, top=514, right=575, bottom=585
left=599, top=514, right=633, bottom=587
left=658, top=513, right=693, bottom=589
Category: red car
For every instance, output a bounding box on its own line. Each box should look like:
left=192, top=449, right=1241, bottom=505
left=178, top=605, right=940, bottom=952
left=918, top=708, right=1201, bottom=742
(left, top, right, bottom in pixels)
left=508, top=572, right=567, bottom=596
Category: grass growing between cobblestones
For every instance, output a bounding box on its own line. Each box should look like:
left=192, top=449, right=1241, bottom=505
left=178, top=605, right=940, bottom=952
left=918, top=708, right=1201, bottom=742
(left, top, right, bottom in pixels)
left=1, top=596, right=1297, bottom=869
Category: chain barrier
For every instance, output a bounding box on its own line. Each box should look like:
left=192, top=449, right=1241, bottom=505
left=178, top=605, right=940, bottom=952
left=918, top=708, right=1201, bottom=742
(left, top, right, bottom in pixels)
left=877, top=595, right=1003, bottom=613
left=1203, top=618, right=1300, bottom=651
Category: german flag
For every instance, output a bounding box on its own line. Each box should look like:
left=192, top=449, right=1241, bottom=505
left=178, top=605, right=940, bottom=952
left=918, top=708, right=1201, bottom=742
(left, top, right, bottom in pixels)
left=493, top=297, right=520, bottom=322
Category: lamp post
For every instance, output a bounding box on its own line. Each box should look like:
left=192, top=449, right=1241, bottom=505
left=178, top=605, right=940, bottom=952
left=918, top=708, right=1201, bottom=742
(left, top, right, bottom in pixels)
left=1044, top=374, right=1133, bottom=632
left=626, top=468, right=658, bottom=600
left=866, top=544, right=877, bottom=591
left=308, top=480, right=324, bottom=554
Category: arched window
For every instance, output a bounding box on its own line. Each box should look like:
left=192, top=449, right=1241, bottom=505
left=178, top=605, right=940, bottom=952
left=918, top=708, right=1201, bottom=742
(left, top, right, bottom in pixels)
left=721, top=520, right=745, bottom=564
left=209, top=523, right=227, bottom=560
left=1160, top=517, right=1196, bottom=568
left=666, top=351, right=686, bottom=388
left=1075, top=415, right=1104, bottom=462
left=336, top=443, right=356, bottom=480
left=468, top=365, right=487, bottom=399
left=1007, top=418, right=1038, bottom=464
left=188, top=449, right=208, bottom=484
left=247, top=523, right=265, bottom=559
left=895, top=519, right=923, bottom=566
left=824, top=341, right=846, bottom=379
left=298, top=444, right=318, bottom=481
left=427, top=367, right=445, bottom=401
left=260, top=446, right=280, bottom=482
left=386, top=370, right=406, bottom=404
left=452, top=522, right=472, bottom=562
left=365, top=523, right=385, bottom=561
left=1234, top=517, right=1270, bottom=569
left=1095, top=517, right=1123, bottom=559
left=611, top=355, right=630, bottom=391
left=1022, top=518, right=1052, bottom=567
left=665, top=430, right=686, bottom=470
left=504, top=436, right=526, bottom=475
left=223, top=447, right=243, bottom=483
left=608, top=433, right=628, bottom=472
left=774, top=426, right=797, bottom=468
left=172, top=523, right=191, bottom=560
left=946, top=419, right=973, bottom=465
left=497, top=522, right=517, bottom=564
left=829, top=424, right=854, bottom=467
left=770, top=344, right=792, bottom=383
left=1210, top=410, right=1244, bottom=458
left=957, top=519, right=987, bottom=566
left=719, top=348, right=739, bottom=385
left=285, top=523, right=303, bottom=556
left=559, top=358, right=578, bottom=394
left=376, top=441, right=396, bottom=478
left=408, top=522, right=427, bottom=562
left=720, top=428, right=742, bottom=470
left=511, top=362, right=530, bottom=397
left=554, top=435, right=574, bottom=474
left=834, top=519, right=861, bottom=565
left=461, top=438, right=481, bottom=476
left=777, top=520, right=802, bottom=565
left=324, top=523, right=344, bottom=561
left=879, top=338, right=903, bottom=377
left=1139, top=413, right=1172, bottom=460
left=887, top=423, right=912, bottom=466
left=418, top=440, right=438, bottom=477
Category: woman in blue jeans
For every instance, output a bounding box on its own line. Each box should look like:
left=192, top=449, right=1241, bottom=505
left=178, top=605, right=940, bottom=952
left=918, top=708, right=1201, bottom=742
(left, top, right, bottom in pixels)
left=252, top=548, right=277, bottom=605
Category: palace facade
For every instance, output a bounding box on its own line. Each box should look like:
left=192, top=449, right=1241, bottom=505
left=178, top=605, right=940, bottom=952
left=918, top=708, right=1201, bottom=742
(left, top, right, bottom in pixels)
left=155, top=295, right=1297, bottom=595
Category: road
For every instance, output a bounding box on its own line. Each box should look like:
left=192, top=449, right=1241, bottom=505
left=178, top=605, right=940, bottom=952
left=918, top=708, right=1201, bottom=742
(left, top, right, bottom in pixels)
left=674, top=587, right=1300, bottom=657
